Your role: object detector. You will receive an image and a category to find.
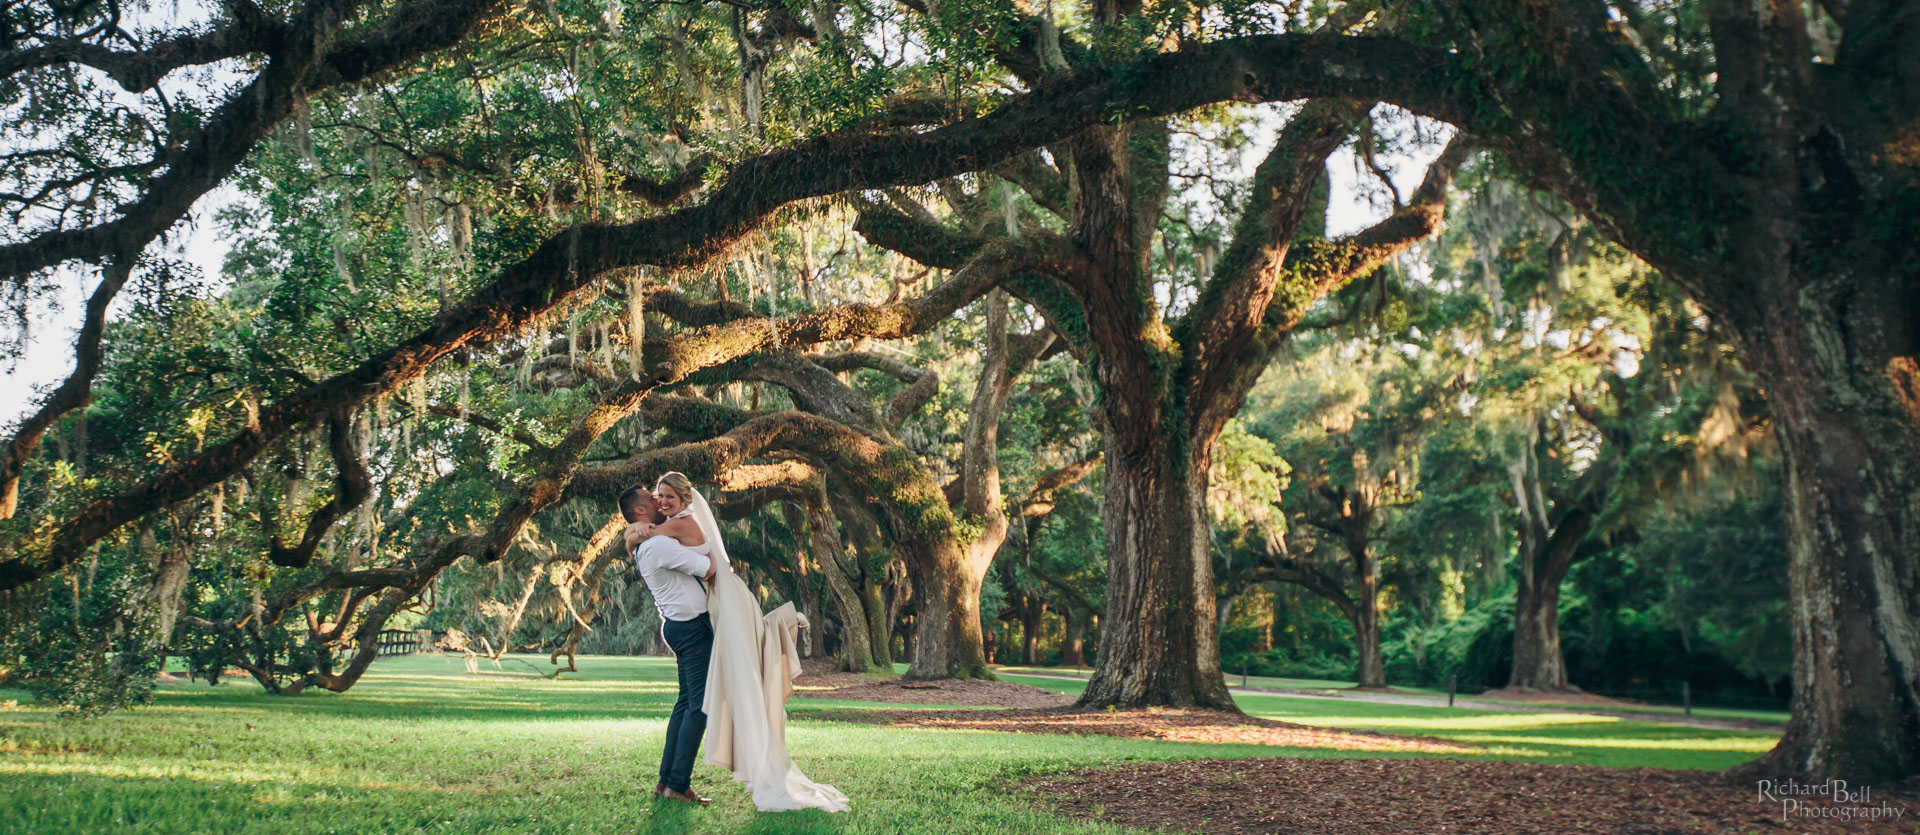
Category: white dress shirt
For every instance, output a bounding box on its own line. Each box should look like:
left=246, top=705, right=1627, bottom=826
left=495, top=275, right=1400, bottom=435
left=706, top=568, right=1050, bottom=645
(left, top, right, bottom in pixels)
left=635, top=535, right=712, bottom=621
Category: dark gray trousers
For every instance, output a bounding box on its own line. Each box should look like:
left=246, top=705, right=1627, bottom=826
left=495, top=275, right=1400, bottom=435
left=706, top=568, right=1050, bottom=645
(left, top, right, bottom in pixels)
left=658, top=612, right=713, bottom=792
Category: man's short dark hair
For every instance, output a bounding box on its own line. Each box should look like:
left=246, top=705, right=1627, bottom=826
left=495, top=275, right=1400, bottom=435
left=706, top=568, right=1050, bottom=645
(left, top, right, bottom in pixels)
left=619, top=485, right=658, bottom=523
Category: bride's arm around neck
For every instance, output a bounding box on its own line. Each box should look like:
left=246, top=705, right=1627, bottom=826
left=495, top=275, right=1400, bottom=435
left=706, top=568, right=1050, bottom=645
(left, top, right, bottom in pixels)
left=649, top=515, right=705, bottom=548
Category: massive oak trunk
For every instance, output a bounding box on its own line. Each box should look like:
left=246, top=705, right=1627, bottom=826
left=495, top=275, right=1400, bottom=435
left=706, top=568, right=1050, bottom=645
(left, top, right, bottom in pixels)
left=1080, top=438, right=1235, bottom=708
left=1021, top=592, right=1048, bottom=665
left=915, top=287, right=1021, bottom=681
left=1352, top=604, right=1384, bottom=690
left=1062, top=606, right=1086, bottom=667
left=1067, top=115, right=1234, bottom=710
left=1502, top=412, right=1603, bottom=692
left=1507, top=508, right=1594, bottom=691
left=1064, top=114, right=1456, bottom=708
left=1350, top=551, right=1385, bottom=690
left=903, top=536, right=992, bottom=679
left=1332, top=492, right=1388, bottom=689
left=1508, top=580, right=1567, bottom=690
left=1726, top=277, right=1920, bottom=783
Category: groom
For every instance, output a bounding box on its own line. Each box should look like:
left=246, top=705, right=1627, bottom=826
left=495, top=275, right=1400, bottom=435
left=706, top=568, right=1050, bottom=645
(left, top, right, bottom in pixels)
left=620, top=485, right=718, bottom=806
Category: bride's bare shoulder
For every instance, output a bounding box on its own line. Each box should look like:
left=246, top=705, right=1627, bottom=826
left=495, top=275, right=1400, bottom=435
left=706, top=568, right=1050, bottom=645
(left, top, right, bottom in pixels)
left=658, top=516, right=705, bottom=546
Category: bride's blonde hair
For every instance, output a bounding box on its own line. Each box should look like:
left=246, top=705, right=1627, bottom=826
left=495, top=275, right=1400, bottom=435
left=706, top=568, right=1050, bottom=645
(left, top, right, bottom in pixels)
left=656, top=471, right=695, bottom=504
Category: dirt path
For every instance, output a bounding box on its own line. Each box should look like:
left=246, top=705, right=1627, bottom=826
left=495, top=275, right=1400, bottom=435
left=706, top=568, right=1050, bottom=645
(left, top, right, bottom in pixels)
left=1000, top=671, right=1777, bottom=733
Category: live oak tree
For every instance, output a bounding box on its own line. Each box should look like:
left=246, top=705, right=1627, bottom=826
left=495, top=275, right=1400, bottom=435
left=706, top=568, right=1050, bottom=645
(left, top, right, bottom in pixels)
left=0, top=0, right=507, bottom=518
left=1419, top=202, right=1773, bottom=694
left=1235, top=207, right=1770, bottom=696
left=1257, top=327, right=1445, bottom=690
left=564, top=282, right=1069, bottom=680
left=859, top=99, right=1464, bottom=706
left=1502, top=288, right=1770, bottom=694
left=3, top=0, right=1915, bottom=781
left=1361, top=0, right=1920, bottom=764
left=1394, top=1, right=1919, bottom=782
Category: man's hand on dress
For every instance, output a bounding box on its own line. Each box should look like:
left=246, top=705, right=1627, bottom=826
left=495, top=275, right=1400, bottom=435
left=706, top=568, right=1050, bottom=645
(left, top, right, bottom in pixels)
left=704, top=563, right=718, bottom=583
left=623, top=521, right=654, bottom=547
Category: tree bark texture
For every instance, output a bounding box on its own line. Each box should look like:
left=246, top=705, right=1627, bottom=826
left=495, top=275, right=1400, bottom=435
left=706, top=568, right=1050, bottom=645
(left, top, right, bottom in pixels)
left=1080, top=445, right=1235, bottom=708
left=1349, top=546, right=1385, bottom=690
left=1507, top=507, right=1594, bottom=691
left=811, top=520, right=875, bottom=671
left=1022, top=593, right=1048, bottom=665
left=1508, top=581, right=1567, bottom=691
left=1728, top=282, right=1920, bottom=783
left=864, top=575, right=893, bottom=666
left=1062, top=606, right=1086, bottom=667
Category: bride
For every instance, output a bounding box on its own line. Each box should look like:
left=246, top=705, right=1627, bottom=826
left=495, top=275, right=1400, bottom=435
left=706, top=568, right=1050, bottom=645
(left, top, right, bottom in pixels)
left=647, top=471, right=850, bottom=813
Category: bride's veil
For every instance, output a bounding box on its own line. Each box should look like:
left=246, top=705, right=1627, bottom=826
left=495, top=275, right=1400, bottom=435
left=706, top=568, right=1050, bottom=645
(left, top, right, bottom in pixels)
left=686, top=482, right=849, bottom=813
left=686, top=487, right=731, bottom=578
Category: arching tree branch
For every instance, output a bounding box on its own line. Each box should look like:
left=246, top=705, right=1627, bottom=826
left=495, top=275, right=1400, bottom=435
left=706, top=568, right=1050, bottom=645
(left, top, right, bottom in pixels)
left=1176, top=100, right=1368, bottom=420
left=264, top=411, right=372, bottom=569
left=2, top=34, right=1472, bottom=593
left=0, top=255, right=133, bottom=518
left=0, top=0, right=506, bottom=283
left=1020, top=452, right=1102, bottom=519
left=0, top=0, right=507, bottom=525
left=426, top=404, right=551, bottom=453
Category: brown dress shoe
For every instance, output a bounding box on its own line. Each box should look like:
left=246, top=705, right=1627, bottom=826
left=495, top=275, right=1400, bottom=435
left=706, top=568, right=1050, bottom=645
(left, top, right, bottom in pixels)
left=653, top=782, right=666, bottom=798
left=662, top=788, right=712, bottom=806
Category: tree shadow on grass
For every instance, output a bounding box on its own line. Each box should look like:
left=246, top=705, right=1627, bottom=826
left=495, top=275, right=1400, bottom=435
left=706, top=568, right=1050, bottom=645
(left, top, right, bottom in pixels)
left=742, top=811, right=842, bottom=835
left=0, top=770, right=638, bottom=832
left=641, top=797, right=699, bottom=835
left=638, top=799, right=842, bottom=835
left=146, top=659, right=686, bottom=725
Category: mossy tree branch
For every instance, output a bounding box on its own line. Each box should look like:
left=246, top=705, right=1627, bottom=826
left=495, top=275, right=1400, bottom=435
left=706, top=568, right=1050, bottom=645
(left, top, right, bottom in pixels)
left=0, top=0, right=505, bottom=522
left=0, top=254, right=133, bottom=518
left=0, top=0, right=506, bottom=282
left=425, top=404, right=551, bottom=454
left=1175, top=101, right=1368, bottom=430
left=811, top=352, right=941, bottom=425
left=263, top=412, right=372, bottom=570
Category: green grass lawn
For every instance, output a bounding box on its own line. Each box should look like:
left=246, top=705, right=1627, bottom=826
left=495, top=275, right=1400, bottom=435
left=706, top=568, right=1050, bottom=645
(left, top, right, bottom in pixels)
left=1464, top=696, right=1791, bottom=726
left=994, top=665, right=1791, bottom=726
left=0, top=655, right=1778, bottom=833
left=1002, top=674, right=1778, bottom=771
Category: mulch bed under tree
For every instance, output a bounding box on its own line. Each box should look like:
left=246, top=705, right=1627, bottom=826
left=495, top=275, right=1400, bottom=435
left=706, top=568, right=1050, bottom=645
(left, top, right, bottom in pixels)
left=807, top=705, right=1478, bottom=754
left=791, top=661, right=1077, bottom=708
left=1025, top=758, right=1920, bottom=834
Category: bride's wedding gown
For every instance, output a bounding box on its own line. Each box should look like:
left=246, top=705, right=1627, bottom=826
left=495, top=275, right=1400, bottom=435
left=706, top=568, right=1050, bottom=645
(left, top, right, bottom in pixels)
left=676, top=495, right=850, bottom=813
